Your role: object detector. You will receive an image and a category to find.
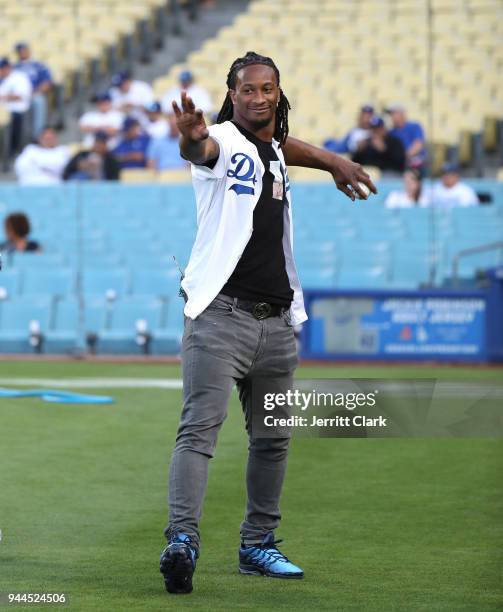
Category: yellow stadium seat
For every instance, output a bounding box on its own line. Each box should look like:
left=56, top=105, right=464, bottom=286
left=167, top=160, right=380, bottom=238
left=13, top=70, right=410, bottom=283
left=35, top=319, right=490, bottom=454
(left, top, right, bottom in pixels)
left=483, top=117, right=499, bottom=152
left=0, top=106, right=10, bottom=128
left=158, top=169, right=192, bottom=184
left=120, top=169, right=157, bottom=184
left=430, top=143, right=448, bottom=176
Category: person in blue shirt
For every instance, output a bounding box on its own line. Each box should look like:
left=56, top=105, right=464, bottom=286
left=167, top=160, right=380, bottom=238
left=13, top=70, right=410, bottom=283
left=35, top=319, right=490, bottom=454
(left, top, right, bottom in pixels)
left=113, top=117, right=150, bottom=169
left=14, top=42, right=53, bottom=139
left=385, top=103, right=426, bottom=171
left=147, top=114, right=187, bottom=171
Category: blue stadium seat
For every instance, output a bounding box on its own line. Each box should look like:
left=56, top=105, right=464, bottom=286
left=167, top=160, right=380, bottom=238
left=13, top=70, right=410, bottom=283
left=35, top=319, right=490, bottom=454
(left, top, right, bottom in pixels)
left=300, top=267, right=337, bottom=289
left=123, top=254, right=175, bottom=269
left=82, top=268, right=130, bottom=298
left=391, top=254, right=433, bottom=288
left=7, top=253, right=66, bottom=268
left=339, top=242, right=392, bottom=269
left=23, top=268, right=75, bottom=297
left=131, top=268, right=181, bottom=298
left=152, top=298, right=184, bottom=355
left=97, top=296, right=166, bottom=354
left=296, top=251, right=338, bottom=268
left=337, top=266, right=389, bottom=289
left=83, top=297, right=110, bottom=335
left=0, top=269, right=21, bottom=298
left=45, top=298, right=80, bottom=353
left=0, top=296, right=52, bottom=353
left=48, top=296, right=110, bottom=353
left=78, top=254, right=123, bottom=267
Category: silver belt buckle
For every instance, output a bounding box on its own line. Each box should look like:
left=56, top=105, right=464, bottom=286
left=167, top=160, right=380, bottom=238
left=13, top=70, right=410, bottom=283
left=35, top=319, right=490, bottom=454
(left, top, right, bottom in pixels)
left=252, top=302, right=272, bottom=320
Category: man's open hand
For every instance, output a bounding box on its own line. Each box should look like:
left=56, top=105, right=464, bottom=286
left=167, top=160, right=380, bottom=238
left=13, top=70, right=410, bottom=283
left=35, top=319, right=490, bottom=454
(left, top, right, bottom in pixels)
left=330, top=157, right=378, bottom=201
left=172, top=91, right=209, bottom=142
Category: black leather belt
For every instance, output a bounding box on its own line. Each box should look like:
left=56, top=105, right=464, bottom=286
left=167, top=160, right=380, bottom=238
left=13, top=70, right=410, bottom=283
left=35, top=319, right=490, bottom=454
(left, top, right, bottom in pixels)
left=218, top=294, right=286, bottom=320
left=237, top=300, right=285, bottom=320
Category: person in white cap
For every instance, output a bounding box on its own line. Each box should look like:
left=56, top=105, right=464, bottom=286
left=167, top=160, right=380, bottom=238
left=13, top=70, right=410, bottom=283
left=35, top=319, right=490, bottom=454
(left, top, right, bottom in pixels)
left=431, top=163, right=478, bottom=208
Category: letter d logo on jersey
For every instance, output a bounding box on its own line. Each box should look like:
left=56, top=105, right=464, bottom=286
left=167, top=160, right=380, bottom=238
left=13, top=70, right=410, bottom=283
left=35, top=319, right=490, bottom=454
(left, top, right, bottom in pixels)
left=227, top=153, right=256, bottom=196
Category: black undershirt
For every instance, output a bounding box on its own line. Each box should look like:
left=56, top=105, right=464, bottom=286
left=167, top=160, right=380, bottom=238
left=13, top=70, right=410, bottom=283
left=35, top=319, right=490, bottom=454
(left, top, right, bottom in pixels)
left=219, top=122, right=293, bottom=307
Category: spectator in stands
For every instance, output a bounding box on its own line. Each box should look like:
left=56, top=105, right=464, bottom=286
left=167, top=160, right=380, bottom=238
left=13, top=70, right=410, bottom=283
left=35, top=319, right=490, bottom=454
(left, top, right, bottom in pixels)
left=0, top=57, right=32, bottom=155
left=0, top=212, right=41, bottom=254
left=385, top=103, right=426, bottom=171
left=431, top=163, right=479, bottom=208
left=162, top=69, right=212, bottom=116
left=14, top=126, right=69, bottom=185
left=110, top=71, right=154, bottom=119
left=113, top=117, right=150, bottom=169
left=144, top=101, right=169, bottom=139
left=323, top=104, right=374, bottom=154
left=352, top=116, right=405, bottom=173
left=63, top=132, right=120, bottom=181
left=147, top=115, right=187, bottom=171
left=14, top=42, right=53, bottom=139
left=79, top=92, right=124, bottom=149
left=385, top=169, right=431, bottom=208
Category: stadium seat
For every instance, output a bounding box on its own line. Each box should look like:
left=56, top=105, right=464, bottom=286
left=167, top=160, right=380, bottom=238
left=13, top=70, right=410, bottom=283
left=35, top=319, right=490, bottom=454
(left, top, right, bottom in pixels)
left=337, top=266, right=389, bottom=289
left=151, top=298, right=184, bottom=355
left=97, top=296, right=165, bottom=354
left=6, top=253, right=66, bottom=269
left=83, top=297, right=110, bottom=337
left=0, top=296, right=52, bottom=353
left=45, top=297, right=80, bottom=354
left=23, top=268, right=75, bottom=297
left=120, top=169, right=157, bottom=183
left=131, top=268, right=181, bottom=298
left=0, top=269, right=21, bottom=299
left=300, top=267, right=337, bottom=289
left=82, top=268, right=130, bottom=299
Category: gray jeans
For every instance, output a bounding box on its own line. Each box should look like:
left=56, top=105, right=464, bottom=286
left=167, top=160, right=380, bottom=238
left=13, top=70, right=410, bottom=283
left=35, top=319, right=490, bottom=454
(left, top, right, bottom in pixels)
left=165, top=294, right=298, bottom=548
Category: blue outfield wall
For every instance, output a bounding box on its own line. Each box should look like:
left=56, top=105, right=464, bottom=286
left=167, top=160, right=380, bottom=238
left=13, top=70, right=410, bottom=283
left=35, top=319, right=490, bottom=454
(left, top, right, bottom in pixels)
left=300, top=268, right=503, bottom=363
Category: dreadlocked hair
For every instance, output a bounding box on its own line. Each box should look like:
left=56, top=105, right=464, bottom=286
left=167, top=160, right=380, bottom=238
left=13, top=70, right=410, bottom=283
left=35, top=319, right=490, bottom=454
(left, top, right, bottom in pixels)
left=216, top=51, right=291, bottom=146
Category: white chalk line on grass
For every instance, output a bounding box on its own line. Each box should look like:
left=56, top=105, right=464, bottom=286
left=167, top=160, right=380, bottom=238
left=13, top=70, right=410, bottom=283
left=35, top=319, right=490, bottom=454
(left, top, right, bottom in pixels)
left=0, top=378, right=501, bottom=397
left=0, top=378, right=183, bottom=389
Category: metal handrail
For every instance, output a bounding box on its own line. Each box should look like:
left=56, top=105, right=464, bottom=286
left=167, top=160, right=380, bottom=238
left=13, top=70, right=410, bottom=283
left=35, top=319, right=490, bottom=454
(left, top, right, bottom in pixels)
left=452, top=241, right=503, bottom=286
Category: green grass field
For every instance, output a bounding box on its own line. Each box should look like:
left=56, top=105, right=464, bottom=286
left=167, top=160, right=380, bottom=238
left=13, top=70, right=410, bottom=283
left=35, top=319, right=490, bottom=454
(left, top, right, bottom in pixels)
left=0, top=361, right=502, bottom=611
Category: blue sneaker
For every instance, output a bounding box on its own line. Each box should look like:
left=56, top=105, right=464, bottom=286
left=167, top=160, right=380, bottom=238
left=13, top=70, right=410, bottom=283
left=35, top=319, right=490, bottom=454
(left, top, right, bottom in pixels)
left=239, top=532, right=304, bottom=579
left=160, top=531, right=199, bottom=594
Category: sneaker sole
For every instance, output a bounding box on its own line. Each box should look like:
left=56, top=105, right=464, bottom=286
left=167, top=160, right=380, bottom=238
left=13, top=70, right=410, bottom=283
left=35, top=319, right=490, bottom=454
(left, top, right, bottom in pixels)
left=239, top=565, right=304, bottom=579
left=160, top=547, right=195, bottom=594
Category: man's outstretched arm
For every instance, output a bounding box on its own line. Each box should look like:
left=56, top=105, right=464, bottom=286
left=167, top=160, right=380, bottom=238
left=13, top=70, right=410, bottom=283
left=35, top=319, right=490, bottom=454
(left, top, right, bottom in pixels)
left=282, top=136, right=378, bottom=201
left=172, top=91, right=219, bottom=165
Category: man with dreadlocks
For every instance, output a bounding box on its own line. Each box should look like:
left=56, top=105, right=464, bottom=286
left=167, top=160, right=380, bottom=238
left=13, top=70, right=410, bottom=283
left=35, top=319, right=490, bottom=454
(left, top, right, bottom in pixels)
left=160, top=51, right=376, bottom=594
